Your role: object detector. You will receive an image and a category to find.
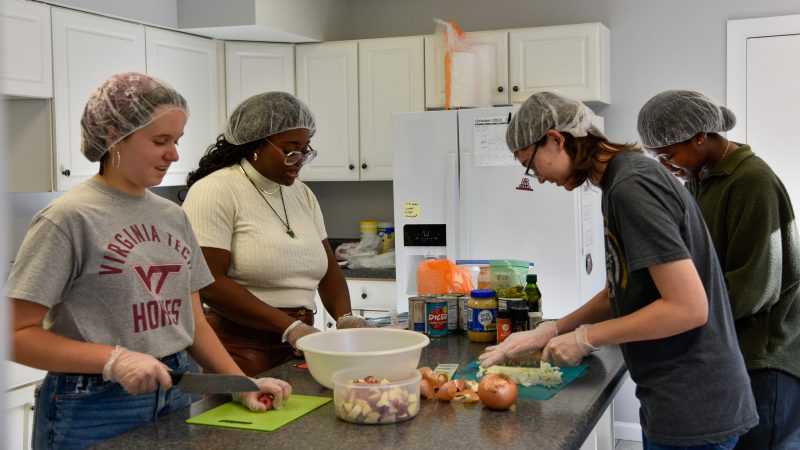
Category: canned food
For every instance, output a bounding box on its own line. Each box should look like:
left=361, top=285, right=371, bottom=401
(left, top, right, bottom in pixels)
left=458, top=295, right=469, bottom=331
left=425, top=298, right=449, bottom=338
left=408, top=296, right=427, bottom=333
left=440, top=294, right=460, bottom=332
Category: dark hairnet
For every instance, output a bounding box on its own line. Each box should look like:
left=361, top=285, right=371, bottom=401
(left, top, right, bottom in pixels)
left=80, top=72, right=188, bottom=162
left=224, top=92, right=316, bottom=145
left=637, top=90, right=736, bottom=148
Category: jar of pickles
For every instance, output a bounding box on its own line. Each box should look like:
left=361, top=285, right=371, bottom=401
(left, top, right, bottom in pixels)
left=466, top=289, right=497, bottom=343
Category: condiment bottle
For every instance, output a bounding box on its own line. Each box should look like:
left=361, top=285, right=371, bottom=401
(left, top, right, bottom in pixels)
left=525, top=274, right=543, bottom=330
left=467, top=289, right=497, bottom=343
left=496, top=298, right=512, bottom=343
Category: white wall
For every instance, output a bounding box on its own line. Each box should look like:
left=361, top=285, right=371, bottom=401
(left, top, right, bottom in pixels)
left=1, top=95, right=9, bottom=448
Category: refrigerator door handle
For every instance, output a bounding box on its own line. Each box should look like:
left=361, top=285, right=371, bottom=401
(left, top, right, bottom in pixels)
left=446, top=153, right=459, bottom=261
left=458, top=151, right=472, bottom=259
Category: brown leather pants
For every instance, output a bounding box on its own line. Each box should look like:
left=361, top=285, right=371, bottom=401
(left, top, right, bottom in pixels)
left=205, top=307, right=315, bottom=377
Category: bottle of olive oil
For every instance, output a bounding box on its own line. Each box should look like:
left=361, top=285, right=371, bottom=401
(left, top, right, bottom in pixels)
left=524, top=274, right=543, bottom=330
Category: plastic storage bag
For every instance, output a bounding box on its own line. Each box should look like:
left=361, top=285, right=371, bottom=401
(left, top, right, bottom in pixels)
left=433, top=19, right=492, bottom=109
left=416, top=258, right=474, bottom=295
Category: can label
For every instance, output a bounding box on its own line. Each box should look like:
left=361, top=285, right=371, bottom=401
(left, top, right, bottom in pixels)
left=408, top=297, right=427, bottom=333
left=467, top=307, right=496, bottom=333
left=458, top=296, right=469, bottom=331
left=440, top=295, right=459, bottom=332
left=425, top=300, right=449, bottom=337
left=497, top=317, right=512, bottom=342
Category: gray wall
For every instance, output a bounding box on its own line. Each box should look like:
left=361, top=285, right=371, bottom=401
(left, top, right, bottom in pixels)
left=39, top=0, right=178, bottom=27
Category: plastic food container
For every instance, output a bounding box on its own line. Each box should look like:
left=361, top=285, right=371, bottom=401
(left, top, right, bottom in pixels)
left=332, top=366, right=421, bottom=424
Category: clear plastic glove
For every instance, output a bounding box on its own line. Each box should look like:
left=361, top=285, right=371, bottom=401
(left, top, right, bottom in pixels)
left=542, top=324, right=599, bottom=367
left=283, top=321, right=320, bottom=349
left=102, top=345, right=172, bottom=395
left=235, top=377, right=293, bottom=412
left=336, top=313, right=378, bottom=329
left=478, top=321, right=558, bottom=367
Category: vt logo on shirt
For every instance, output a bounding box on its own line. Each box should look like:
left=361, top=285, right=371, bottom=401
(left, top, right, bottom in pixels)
left=133, top=264, right=183, bottom=295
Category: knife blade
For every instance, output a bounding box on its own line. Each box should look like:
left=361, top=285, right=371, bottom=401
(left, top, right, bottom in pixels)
left=504, top=351, right=542, bottom=368
left=169, top=372, right=259, bottom=393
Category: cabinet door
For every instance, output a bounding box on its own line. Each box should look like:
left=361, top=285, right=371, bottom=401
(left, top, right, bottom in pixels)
left=424, top=30, right=508, bottom=108
left=295, top=41, right=359, bottom=181
left=509, top=23, right=610, bottom=104
left=52, top=8, right=146, bottom=191
left=359, top=37, right=425, bottom=181
left=6, top=383, right=38, bottom=450
left=0, top=0, right=52, bottom=97
left=347, top=279, right=398, bottom=314
left=225, top=42, right=294, bottom=114
left=146, top=27, right=219, bottom=187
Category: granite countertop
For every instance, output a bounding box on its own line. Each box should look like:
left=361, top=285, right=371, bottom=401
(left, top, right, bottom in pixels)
left=96, top=334, right=627, bottom=450
left=340, top=266, right=395, bottom=280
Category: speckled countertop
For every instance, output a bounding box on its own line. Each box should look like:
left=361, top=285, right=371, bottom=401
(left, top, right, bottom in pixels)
left=340, top=267, right=395, bottom=280
left=94, top=334, right=627, bottom=450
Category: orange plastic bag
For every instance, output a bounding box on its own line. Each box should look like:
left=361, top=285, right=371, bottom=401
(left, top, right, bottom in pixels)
left=416, top=259, right=474, bottom=295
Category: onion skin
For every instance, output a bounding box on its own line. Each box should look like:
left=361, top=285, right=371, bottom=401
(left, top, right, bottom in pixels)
left=419, top=378, right=435, bottom=399
left=437, top=380, right=458, bottom=402
left=477, top=373, right=518, bottom=410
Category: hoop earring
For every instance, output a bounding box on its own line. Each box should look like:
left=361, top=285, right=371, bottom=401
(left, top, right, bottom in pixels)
left=112, top=150, right=121, bottom=169
left=253, top=151, right=259, bottom=162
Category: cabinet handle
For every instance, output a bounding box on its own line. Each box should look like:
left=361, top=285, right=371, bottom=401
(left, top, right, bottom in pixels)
left=61, top=169, right=71, bottom=177
left=349, top=164, right=355, bottom=170
left=361, top=163, right=367, bottom=170
left=512, top=86, right=519, bottom=92
left=327, top=321, right=333, bottom=328
left=361, top=292, right=367, bottom=299
left=497, top=86, right=504, bottom=93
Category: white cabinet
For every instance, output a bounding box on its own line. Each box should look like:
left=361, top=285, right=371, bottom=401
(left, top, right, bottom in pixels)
left=298, top=37, right=424, bottom=182
left=51, top=8, right=220, bottom=192
left=313, top=279, right=397, bottom=330
left=509, top=23, right=610, bottom=104
left=295, top=41, right=359, bottom=181
left=358, top=36, right=425, bottom=181
left=51, top=8, right=146, bottom=191
left=6, top=383, right=37, bottom=450
left=424, top=30, right=509, bottom=108
left=145, top=27, right=220, bottom=186
left=0, top=0, right=52, bottom=98
left=225, top=42, right=294, bottom=114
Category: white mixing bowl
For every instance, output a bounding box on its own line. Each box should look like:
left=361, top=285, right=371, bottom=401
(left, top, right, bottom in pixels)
left=296, top=328, right=430, bottom=389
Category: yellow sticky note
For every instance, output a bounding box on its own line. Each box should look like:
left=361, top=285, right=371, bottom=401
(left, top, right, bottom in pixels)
left=403, top=201, right=420, bottom=219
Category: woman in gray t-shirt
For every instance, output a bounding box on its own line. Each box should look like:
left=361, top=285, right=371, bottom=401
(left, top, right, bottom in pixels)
left=479, top=91, right=757, bottom=448
left=6, top=72, right=291, bottom=449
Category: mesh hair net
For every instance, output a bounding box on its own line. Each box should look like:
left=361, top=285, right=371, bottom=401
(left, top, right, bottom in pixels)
left=506, top=91, right=606, bottom=152
left=637, top=90, right=736, bottom=149
left=80, top=72, right=188, bottom=162
left=224, top=92, right=316, bottom=145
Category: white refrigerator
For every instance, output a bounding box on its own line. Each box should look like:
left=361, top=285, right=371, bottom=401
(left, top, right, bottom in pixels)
left=391, top=107, right=606, bottom=320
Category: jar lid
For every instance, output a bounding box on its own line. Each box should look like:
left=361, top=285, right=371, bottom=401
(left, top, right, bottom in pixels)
left=470, top=289, right=495, bottom=299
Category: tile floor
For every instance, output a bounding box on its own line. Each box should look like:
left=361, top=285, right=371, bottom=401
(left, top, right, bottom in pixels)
left=615, top=439, right=643, bottom=450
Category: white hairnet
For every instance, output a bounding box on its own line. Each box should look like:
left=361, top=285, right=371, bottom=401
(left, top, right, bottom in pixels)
left=637, top=90, right=736, bottom=149
left=80, top=72, right=188, bottom=162
left=506, top=91, right=606, bottom=152
left=224, top=92, right=316, bottom=145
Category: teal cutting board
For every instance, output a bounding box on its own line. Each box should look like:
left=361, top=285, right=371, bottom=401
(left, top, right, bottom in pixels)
left=456, top=361, right=588, bottom=401
left=186, top=395, right=332, bottom=432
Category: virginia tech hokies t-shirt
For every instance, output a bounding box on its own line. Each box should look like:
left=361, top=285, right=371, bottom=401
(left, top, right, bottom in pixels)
left=6, top=180, right=214, bottom=358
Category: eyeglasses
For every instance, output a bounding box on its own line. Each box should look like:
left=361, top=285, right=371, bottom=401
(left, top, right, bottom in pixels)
left=523, top=143, right=541, bottom=178
left=265, top=139, right=317, bottom=166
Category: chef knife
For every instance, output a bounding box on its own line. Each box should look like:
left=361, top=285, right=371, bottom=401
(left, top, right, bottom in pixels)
left=504, top=351, right=542, bottom=368
left=169, top=372, right=260, bottom=393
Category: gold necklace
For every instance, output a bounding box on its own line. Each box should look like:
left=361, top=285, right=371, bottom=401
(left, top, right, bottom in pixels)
left=239, top=164, right=295, bottom=238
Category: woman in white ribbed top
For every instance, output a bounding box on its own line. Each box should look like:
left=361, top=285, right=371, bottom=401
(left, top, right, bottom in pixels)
left=182, top=92, right=374, bottom=376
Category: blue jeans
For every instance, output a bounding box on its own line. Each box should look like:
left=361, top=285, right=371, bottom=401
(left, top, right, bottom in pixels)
left=643, top=433, right=738, bottom=450
left=32, top=351, right=193, bottom=450
left=736, top=368, right=800, bottom=450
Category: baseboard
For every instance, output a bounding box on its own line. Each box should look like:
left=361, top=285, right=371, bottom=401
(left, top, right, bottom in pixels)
left=615, top=421, right=642, bottom=442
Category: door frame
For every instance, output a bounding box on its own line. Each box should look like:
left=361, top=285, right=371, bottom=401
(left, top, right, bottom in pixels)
left=726, top=13, right=800, bottom=142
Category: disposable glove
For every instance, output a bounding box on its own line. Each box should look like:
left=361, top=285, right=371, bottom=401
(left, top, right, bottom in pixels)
left=336, top=313, right=378, bottom=329
left=102, top=345, right=172, bottom=395
left=478, top=321, right=558, bottom=367
left=542, top=324, right=599, bottom=367
left=235, top=377, right=293, bottom=412
left=283, top=320, right=320, bottom=349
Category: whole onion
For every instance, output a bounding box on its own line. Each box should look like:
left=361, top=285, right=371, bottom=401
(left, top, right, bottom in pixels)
left=477, top=373, right=518, bottom=410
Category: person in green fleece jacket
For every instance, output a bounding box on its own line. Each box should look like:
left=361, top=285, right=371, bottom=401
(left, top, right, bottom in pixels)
left=637, top=89, right=800, bottom=450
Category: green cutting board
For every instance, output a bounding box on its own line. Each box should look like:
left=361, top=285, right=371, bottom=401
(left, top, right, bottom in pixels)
left=186, top=395, right=332, bottom=432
